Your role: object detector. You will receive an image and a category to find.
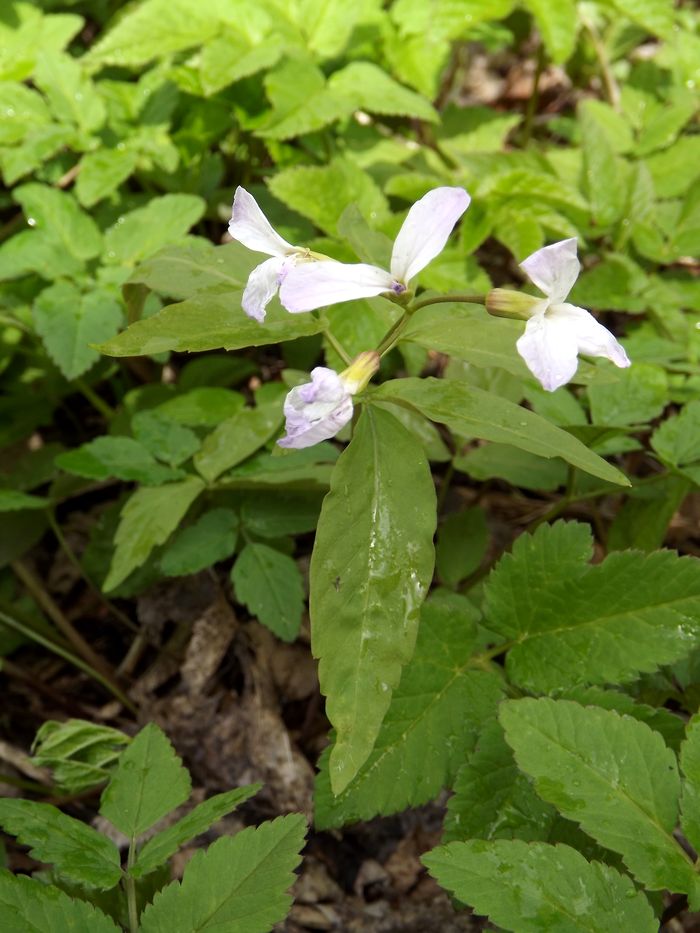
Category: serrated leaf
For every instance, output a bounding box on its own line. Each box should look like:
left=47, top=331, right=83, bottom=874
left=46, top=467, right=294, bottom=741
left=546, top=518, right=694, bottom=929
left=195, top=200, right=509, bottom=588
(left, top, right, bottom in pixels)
left=161, top=509, right=239, bottom=576
left=127, top=241, right=254, bottom=301
left=0, top=800, right=121, bottom=889
left=56, top=437, right=184, bottom=486
left=34, top=51, right=105, bottom=134
left=680, top=716, right=700, bottom=854
left=500, top=698, right=700, bottom=900
left=103, top=476, right=204, bottom=591
left=608, top=0, right=675, bottom=39
left=200, top=30, right=282, bottom=96
left=0, top=873, right=120, bottom=933
left=580, top=101, right=627, bottom=229
left=33, top=283, right=123, bottom=380
left=155, top=388, right=246, bottom=427
left=104, top=195, right=205, bottom=267
left=0, top=83, right=50, bottom=145
left=435, top=507, right=489, bottom=585
left=131, top=784, right=261, bottom=878
left=100, top=723, right=191, bottom=839
left=132, top=411, right=201, bottom=467
left=587, top=363, right=667, bottom=427
left=259, top=57, right=352, bottom=140
left=76, top=148, right=139, bottom=207
left=315, top=594, right=504, bottom=829
left=31, top=719, right=130, bottom=794
left=194, top=386, right=285, bottom=482
left=311, top=407, right=436, bottom=794
left=484, top=521, right=700, bottom=691
left=373, top=378, right=629, bottom=486
left=423, top=839, right=656, bottom=933
left=328, top=62, right=437, bottom=122
left=98, top=291, right=325, bottom=356
left=268, top=158, right=389, bottom=236
left=139, top=814, right=306, bottom=933
left=651, top=400, right=700, bottom=467
left=14, top=183, right=102, bottom=261
left=522, top=0, right=577, bottom=62
left=232, top=543, right=304, bottom=642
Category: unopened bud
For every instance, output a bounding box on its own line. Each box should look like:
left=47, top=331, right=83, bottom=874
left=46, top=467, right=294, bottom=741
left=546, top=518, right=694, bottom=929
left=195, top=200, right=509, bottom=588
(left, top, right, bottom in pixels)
left=340, top=351, right=381, bottom=394
left=486, top=288, right=542, bottom=320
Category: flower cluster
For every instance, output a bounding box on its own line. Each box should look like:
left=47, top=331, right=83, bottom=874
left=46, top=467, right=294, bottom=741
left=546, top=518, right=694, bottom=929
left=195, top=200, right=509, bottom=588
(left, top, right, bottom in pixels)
left=228, top=186, right=631, bottom=447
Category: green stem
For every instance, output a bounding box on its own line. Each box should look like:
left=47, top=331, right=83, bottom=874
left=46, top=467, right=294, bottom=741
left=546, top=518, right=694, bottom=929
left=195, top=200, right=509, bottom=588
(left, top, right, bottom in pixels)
left=410, top=293, right=486, bottom=313
left=376, top=310, right=414, bottom=357
left=522, top=43, right=546, bottom=146
left=323, top=328, right=353, bottom=366
left=126, top=836, right=139, bottom=933
left=0, top=607, right=136, bottom=713
left=74, top=378, right=116, bottom=421
left=580, top=12, right=620, bottom=110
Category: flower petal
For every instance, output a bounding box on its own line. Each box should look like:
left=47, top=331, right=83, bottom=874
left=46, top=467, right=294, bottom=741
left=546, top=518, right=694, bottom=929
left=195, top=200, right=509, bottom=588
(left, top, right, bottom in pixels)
left=279, top=261, right=395, bottom=313
left=390, top=186, right=471, bottom=283
left=516, top=313, right=580, bottom=391
left=552, top=303, right=631, bottom=369
left=278, top=367, right=354, bottom=449
left=228, top=186, right=295, bottom=257
left=520, top=238, right=580, bottom=303
left=242, top=256, right=288, bottom=322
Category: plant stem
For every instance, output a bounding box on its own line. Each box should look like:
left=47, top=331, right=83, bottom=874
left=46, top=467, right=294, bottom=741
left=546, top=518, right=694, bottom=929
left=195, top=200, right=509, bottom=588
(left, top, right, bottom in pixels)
left=323, top=328, right=353, bottom=366
left=522, top=43, right=546, bottom=146
left=580, top=12, right=620, bottom=110
left=74, top=378, right=116, bottom=420
left=126, top=836, right=139, bottom=933
left=410, top=293, right=486, bottom=313
left=375, top=309, right=414, bottom=357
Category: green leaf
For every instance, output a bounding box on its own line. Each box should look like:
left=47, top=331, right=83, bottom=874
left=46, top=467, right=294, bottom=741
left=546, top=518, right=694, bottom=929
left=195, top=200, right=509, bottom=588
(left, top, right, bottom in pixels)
left=56, top=437, right=184, bottom=486
left=0, top=799, right=121, bottom=889
left=579, top=100, right=627, bottom=228
left=268, top=158, right=389, bottom=236
left=328, top=62, right=437, bottom=122
left=98, top=292, right=324, bottom=357
left=500, top=698, right=700, bottom=899
left=76, top=148, right=139, bottom=207
left=651, top=400, right=700, bottom=467
left=199, top=30, right=283, bottom=96
left=100, top=723, right=191, bottom=838
left=155, top=388, right=246, bottom=428
left=608, top=474, right=691, bottom=551
left=455, top=442, right=567, bottom=491
left=31, top=719, right=129, bottom=794
left=436, top=507, right=489, bottom=586
left=423, top=839, right=657, bottom=933
left=0, top=873, right=120, bottom=933
left=33, top=283, right=123, bottom=380
left=131, top=784, right=261, bottom=879
left=103, top=476, right=204, bottom=592
left=104, top=195, right=205, bottom=267
left=138, top=814, right=306, bottom=933
left=0, top=83, right=50, bottom=145
left=239, top=490, right=322, bottom=538
left=680, top=715, right=700, bottom=854
left=232, top=543, right=304, bottom=642
left=14, top=184, right=102, bottom=261
left=587, top=363, right=667, bottom=427
left=0, top=489, right=48, bottom=511
left=444, top=719, right=557, bottom=844
left=484, top=521, right=700, bottom=691
left=132, top=411, right=201, bottom=467
left=311, top=407, right=436, bottom=794
left=521, top=0, right=577, bottom=62
left=608, top=0, right=675, bottom=39
left=373, top=378, right=629, bottom=486
left=315, top=593, right=503, bottom=828
left=259, top=57, right=352, bottom=140
left=194, top=386, right=285, bottom=482
left=161, top=509, right=239, bottom=576
left=128, top=241, right=255, bottom=301
left=34, top=51, right=105, bottom=134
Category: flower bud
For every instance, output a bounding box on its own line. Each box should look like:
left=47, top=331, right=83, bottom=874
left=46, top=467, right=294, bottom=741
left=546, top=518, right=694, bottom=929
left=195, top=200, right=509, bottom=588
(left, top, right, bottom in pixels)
left=339, top=351, right=381, bottom=394
left=486, top=288, right=542, bottom=320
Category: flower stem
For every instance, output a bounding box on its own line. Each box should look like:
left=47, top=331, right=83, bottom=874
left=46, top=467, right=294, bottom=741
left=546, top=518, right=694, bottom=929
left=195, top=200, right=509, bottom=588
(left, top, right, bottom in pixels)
left=375, top=310, right=414, bottom=358
left=74, top=378, right=116, bottom=421
left=522, top=43, right=546, bottom=146
left=323, top=328, right=353, bottom=366
left=126, top=836, right=139, bottom=933
left=410, top=293, right=485, bottom=312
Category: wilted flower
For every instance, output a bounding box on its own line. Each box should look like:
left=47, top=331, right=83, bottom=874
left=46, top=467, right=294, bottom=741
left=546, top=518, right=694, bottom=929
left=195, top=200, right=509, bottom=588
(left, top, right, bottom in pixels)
left=279, top=187, right=471, bottom=313
left=278, top=352, right=380, bottom=450
left=491, top=238, right=631, bottom=392
left=228, top=186, right=323, bottom=323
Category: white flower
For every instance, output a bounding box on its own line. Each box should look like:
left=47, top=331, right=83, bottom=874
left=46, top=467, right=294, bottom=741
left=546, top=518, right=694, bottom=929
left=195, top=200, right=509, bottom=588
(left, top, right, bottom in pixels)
left=278, top=187, right=470, bottom=313
left=516, top=238, right=631, bottom=391
left=278, top=352, right=380, bottom=450
left=228, top=186, right=317, bottom=323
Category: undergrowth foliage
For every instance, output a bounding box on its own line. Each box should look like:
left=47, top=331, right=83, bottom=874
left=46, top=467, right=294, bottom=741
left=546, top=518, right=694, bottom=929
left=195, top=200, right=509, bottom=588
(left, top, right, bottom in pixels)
left=0, top=0, right=699, bottom=929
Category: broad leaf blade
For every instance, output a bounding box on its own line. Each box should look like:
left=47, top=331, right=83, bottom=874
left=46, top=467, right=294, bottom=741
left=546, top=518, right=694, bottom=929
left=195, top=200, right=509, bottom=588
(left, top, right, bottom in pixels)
left=0, top=800, right=121, bottom=890
left=499, top=698, right=700, bottom=899
left=373, top=378, right=629, bottom=486
left=131, top=784, right=261, bottom=878
left=100, top=723, right=191, bottom=838
left=0, top=873, right=120, bottom=932
left=311, top=407, right=436, bottom=794
left=139, top=814, right=306, bottom=933
left=423, top=839, right=656, bottom=933
left=315, top=594, right=504, bottom=828
left=680, top=715, right=700, bottom=853
left=232, top=543, right=304, bottom=642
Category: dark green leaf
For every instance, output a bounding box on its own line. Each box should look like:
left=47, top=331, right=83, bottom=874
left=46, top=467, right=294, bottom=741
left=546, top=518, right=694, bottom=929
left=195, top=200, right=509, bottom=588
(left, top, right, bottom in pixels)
left=232, top=543, right=304, bottom=642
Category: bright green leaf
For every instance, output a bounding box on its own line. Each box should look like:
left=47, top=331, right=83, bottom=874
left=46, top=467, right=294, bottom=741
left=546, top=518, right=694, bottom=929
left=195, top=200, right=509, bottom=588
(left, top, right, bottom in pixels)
left=161, top=509, right=239, bottom=576
left=104, top=195, right=205, bottom=267
left=0, top=873, right=120, bottom=933
left=56, top=437, right=183, bottom=486
left=232, top=543, right=304, bottom=642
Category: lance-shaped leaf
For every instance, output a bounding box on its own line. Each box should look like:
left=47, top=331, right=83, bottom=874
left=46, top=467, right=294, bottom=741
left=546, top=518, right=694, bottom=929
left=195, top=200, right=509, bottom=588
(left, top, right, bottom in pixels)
left=0, top=799, right=122, bottom=890
left=315, top=593, right=504, bottom=828
left=311, top=407, right=436, bottom=794
left=139, top=814, right=306, bottom=933
left=0, top=873, right=121, bottom=932
left=680, top=715, right=700, bottom=854
left=131, top=784, right=261, bottom=879
left=500, top=698, right=700, bottom=903
left=100, top=723, right=191, bottom=839
left=372, top=378, right=628, bottom=486
left=484, top=521, right=700, bottom=691
left=423, top=839, right=657, bottom=933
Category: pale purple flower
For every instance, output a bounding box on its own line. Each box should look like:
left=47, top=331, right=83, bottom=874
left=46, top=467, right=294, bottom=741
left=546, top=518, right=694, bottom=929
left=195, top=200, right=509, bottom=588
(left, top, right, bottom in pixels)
left=228, top=186, right=317, bottom=322
left=278, top=353, right=380, bottom=449
left=279, top=187, right=471, bottom=313
left=516, top=238, right=631, bottom=392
